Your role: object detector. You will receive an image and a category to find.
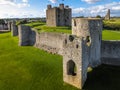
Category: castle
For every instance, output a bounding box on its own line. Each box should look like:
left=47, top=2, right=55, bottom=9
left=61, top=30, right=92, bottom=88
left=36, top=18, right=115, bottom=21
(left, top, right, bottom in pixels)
left=46, top=4, right=71, bottom=27
left=7, top=18, right=120, bottom=89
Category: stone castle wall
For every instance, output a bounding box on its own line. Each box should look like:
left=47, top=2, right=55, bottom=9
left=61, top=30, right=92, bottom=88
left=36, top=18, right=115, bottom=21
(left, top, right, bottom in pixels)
left=101, top=40, right=120, bottom=66
left=18, top=25, right=68, bottom=55
left=35, top=32, right=68, bottom=55
left=18, top=25, right=36, bottom=46
left=72, top=18, right=103, bottom=67
left=63, top=36, right=89, bottom=88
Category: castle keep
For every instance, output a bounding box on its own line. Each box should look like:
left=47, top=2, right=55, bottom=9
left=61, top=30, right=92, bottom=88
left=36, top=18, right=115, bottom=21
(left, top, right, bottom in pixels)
left=46, top=4, right=71, bottom=27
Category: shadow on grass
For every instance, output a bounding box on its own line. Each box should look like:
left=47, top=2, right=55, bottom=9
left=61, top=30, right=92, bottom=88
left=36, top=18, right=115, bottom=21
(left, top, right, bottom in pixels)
left=83, top=64, right=120, bottom=90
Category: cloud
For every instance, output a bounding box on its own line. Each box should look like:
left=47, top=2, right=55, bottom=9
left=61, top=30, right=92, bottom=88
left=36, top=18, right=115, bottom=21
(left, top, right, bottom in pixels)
left=0, top=0, right=30, bottom=8
left=49, top=0, right=57, bottom=3
left=81, top=0, right=101, bottom=4
left=73, top=2, right=120, bottom=17
left=22, top=0, right=28, bottom=3
left=0, top=0, right=33, bottom=18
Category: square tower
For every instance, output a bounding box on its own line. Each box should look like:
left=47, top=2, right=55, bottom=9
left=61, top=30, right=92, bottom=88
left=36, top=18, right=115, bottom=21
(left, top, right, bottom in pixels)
left=46, top=4, right=71, bottom=27
left=63, top=18, right=103, bottom=89
left=72, top=18, right=103, bottom=67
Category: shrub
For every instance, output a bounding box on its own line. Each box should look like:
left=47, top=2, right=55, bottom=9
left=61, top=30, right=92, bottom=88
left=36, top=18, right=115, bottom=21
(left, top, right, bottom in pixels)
left=16, top=19, right=27, bottom=25
left=103, top=20, right=120, bottom=31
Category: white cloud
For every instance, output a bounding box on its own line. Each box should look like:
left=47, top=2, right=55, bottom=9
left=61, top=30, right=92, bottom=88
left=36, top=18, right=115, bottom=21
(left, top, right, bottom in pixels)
left=81, top=0, right=101, bottom=4
left=73, top=2, right=120, bottom=17
left=73, top=8, right=85, bottom=14
left=0, top=0, right=30, bottom=8
left=22, top=0, right=28, bottom=3
left=49, top=0, right=57, bottom=3
left=0, top=0, right=34, bottom=18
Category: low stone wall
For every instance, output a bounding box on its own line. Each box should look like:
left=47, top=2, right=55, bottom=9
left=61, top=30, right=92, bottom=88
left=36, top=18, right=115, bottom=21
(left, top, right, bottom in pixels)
left=18, top=25, right=68, bottom=55
left=101, top=40, right=120, bottom=65
left=35, top=32, right=67, bottom=55
left=18, top=25, right=36, bottom=46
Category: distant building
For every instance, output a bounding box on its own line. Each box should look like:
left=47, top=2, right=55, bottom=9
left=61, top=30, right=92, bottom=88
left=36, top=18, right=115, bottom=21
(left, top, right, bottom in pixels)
left=105, top=9, right=110, bottom=20
left=46, top=4, right=71, bottom=27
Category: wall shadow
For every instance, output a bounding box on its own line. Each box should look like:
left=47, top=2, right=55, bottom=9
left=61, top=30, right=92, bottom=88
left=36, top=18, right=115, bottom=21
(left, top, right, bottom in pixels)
left=83, top=64, right=120, bottom=90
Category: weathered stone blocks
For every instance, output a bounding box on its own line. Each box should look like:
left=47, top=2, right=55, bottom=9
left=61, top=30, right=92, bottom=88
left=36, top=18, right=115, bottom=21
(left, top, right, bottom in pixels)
left=63, top=36, right=89, bottom=89
left=18, top=25, right=36, bottom=46
left=72, top=18, right=103, bottom=67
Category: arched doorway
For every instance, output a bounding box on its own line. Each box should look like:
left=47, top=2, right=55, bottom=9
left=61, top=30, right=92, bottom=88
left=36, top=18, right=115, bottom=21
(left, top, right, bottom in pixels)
left=67, top=60, right=77, bottom=76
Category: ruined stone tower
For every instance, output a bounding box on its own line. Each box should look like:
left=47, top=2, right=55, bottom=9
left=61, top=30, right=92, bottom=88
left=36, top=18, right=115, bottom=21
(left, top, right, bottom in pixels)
left=63, top=18, right=102, bottom=89
left=105, top=9, right=110, bottom=20
left=46, top=4, right=71, bottom=27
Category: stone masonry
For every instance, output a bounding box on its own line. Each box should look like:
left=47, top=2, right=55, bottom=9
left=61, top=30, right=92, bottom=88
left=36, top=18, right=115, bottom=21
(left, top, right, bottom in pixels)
left=46, top=4, right=71, bottom=27
left=63, top=18, right=102, bottom=89
left=72, top=18, right=102, bottom=67
left=11, top=21, right=18, bottom=36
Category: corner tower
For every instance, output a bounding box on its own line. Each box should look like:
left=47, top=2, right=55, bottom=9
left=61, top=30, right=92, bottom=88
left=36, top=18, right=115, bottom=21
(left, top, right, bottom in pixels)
left=63, top=18, right=103, bottom=89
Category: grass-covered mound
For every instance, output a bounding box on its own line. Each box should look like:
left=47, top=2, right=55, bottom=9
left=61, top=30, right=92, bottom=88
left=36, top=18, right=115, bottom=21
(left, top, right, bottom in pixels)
left=25, top=21, right=71, bottom=34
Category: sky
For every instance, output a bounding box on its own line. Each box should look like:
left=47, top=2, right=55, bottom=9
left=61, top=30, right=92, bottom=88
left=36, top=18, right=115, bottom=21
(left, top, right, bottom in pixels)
left=0, top=0, right=120, bottom=18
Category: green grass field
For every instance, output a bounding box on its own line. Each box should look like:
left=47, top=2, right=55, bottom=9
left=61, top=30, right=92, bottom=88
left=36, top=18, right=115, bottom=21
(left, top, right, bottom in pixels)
left=103, top=30, right=120, bottom=40
left=0, top=32, right=78, bottom=90
left=25, top=22, right=71, bottom=34
left=0, top=25, right=120, bottom=90
left=0, top=32, right=120, bottom=90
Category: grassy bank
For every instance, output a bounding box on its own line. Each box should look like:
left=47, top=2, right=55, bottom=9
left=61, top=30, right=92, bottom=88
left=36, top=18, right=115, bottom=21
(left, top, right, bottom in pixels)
left=0, top=32, right=78, bottom=90
left=25, top=22, right=71, bottom=34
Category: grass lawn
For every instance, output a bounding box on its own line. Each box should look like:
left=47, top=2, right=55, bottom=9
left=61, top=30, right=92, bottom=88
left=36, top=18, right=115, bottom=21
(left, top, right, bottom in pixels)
left=25, top=22, right=71, bottom=34
left=0, top=32, right=78, bottom=90
left=102, top=30, right=120, bottom=40
left=0, top=30, right=120, bottom=90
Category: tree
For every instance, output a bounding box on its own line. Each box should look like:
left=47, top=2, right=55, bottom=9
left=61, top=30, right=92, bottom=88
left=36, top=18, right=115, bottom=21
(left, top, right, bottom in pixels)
left=0, top=19, right=5, bottom=29
left=0, top=19, right=5, bottom=25
left=96, top=15, right=101, bottom=18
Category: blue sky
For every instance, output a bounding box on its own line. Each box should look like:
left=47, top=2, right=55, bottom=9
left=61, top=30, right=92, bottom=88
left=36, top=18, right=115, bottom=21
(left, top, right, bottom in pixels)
left=0, top=0, right=120, bottom=18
